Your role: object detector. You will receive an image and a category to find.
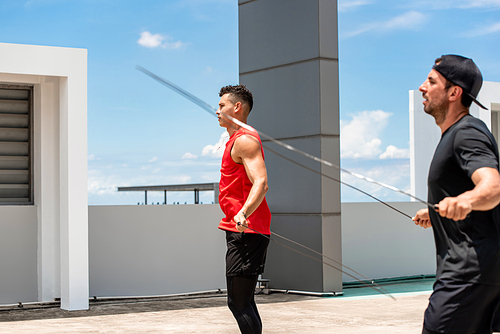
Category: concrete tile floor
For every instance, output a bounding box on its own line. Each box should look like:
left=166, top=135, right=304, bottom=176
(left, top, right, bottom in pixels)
left=0, top=289, right=432, bottom=334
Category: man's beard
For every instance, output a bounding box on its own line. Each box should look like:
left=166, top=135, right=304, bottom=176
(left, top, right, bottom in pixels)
left=424, top=96, right=449, bottom=125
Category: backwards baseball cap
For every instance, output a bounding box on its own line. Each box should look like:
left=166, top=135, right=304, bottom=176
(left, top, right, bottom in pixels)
left=432, top=54, right=488, bottom=110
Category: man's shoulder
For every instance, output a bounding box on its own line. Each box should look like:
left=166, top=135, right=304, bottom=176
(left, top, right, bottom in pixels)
left=455, top=114, right=488, bottom=132
left=446, top=115, right=491, bottom=143
left=232, top=129, right=263, bottom=161
left=233, top=132, right=261, bottom=150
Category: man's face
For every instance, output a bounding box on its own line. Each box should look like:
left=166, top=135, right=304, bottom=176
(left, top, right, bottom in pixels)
left=216, top=93, right=236, bottom=128
left=419, top=69, right=450, bottom=123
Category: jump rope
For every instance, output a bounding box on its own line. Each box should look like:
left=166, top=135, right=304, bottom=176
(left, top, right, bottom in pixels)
left=137, top=65, right=436, bottom=300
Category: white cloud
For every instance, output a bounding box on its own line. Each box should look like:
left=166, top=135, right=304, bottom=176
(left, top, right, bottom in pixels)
left=341, top=161, right=411, bottom=202
left=138, top=31, right=163, bottom=48
left=462, top=0, right=500, bottom=7
left=164, top=40, right=187, bottom=50
left=379, top=145, right=410, bottom=159
left=464, top=22, right=500, bottom=37
left=411, top=0, right=500, bottom=9
left=24, top=0, right=64, bottom=8
left=137, top=31, right=187, bottom=50
left=149, top=157, right=158, bottom=163
left=202, top=131, right=229, bottom=158
left=88, top=154, right=96, bottom=161
left=341, top=110, right=409, bottom=160
left=341, top=110, right=390, bottom=159
left=345, top=11, right=426, bottom=37
left=338, top=0, right=372, bottom=12
left=87, top=156, right=220, bottom=204
left=385, top=11, right=425, bottom=30
left=88, top=174, right=122, bottom=196
left=87, top=169, right=194, bottom=197
left=182, top=152, right=198, bottom=159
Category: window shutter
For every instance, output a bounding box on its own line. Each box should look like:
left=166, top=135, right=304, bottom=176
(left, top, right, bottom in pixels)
left=0, top=86, right=32, bottom=204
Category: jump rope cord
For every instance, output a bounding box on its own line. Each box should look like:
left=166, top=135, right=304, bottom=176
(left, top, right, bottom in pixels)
left=238, top=223, right=396, bottom=300
left=263, top=145, right=413, bottom=219
left=136, top=65, right=433, bottom=209
left=136, top=65, right=427, bottom=300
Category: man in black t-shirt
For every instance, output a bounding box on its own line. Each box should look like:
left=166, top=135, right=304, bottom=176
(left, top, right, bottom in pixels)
left=413, top=55, right=500, bottom=334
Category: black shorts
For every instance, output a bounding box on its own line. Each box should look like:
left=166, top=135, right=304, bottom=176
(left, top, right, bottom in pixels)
left=225, top=231, right=270, bottom=277
left=423, top=279, right=500, bottom=334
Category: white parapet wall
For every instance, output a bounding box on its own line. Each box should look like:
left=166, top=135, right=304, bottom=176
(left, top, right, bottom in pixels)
left=341, top=202, right=435, bottom=282
left=0, top=206, right=37, bottom=304
left=0, top=202, right=437, bottom=304
left=89, top=204, right=226, bottom=297
left=87, top=202, right=435, bottom=297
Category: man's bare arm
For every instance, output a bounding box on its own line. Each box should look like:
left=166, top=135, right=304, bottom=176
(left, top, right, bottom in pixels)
left=437, top=167, right=500, bottom=221
left=231, top=134, right=268, bottom=231
left=413, top=167, right=500, bottom=226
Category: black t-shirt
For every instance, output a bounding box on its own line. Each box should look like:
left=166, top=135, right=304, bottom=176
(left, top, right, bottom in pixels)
left=428, top=114, right=500, bottom=285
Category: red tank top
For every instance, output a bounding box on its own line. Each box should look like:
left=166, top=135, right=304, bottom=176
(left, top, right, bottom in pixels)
left=218, top=126, right=271, bottom=235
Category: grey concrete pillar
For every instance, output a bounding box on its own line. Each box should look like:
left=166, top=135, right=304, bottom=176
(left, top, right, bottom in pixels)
left=239, top=0, right=341, bottom=292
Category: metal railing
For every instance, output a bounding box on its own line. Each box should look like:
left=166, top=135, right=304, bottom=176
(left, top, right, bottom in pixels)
left=118, top=182, right=219, bottom=205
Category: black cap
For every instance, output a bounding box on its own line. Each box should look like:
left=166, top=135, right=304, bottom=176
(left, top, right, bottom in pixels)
left=432, top=54, right=488, bottom=110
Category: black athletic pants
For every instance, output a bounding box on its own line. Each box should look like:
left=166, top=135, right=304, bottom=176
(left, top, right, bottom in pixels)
left=226, top=275, right=262, bottom=334
left=422, top=279, right=500, bottom=334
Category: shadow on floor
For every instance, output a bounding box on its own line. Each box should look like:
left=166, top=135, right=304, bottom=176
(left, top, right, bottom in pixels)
left=0, top=291, right=316, bottom=323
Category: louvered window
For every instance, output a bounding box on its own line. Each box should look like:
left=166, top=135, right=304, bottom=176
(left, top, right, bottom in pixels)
left=0, top=85, right=32, bottom=204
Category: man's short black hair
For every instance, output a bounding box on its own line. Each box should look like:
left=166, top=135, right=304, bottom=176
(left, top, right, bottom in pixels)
left=219, top=85, right=253, bottom=113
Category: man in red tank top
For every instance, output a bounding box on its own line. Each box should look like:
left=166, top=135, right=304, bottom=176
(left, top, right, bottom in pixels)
left=216, top=85, right=271, bottom=334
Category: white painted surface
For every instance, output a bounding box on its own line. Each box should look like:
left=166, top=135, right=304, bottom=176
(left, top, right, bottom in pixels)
left=0, top=43, right=88, bottom=310
left=0, top=207, right=38, bottom=304
left=342, top=202, right=435, bottom=281
left=409, top=90, right=441, bottom=201
left=0, top=202, right=438, bottom=303
left=34, top=77, right=61, bottom=304
left=88, top=205, right=226, bottom=297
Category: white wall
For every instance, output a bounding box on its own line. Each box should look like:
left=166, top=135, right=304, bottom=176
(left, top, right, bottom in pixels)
left=0, top=206, right=38, bottom=304
left=0, top=202, right=437, bottom=303
left=342, top=202, right=435, bottom=282
left=409, top=90, right=441, bottom=201
left=88, top=203, right=433, bottom=296
left=89, top=205, right=226, bottom=297
left=90, top=202, right=434, bottom=296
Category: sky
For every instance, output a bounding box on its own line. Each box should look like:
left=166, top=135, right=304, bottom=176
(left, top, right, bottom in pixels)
left=1, top=0, right=499, bottom=205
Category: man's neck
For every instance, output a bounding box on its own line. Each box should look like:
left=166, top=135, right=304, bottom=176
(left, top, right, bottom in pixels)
left=226, top=116, right=248, bottom=137
left=227, top=125, right=240, bottom=137
left=438, top=106, right=469, bottom=134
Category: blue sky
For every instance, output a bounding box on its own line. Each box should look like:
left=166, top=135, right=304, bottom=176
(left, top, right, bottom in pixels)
left=1, top=0, right=499, bottom=205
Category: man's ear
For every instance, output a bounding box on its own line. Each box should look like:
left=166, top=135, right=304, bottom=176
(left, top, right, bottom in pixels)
left=448, top=85, right=463, bottom=102
left=234, top=101, right=242, bottom=113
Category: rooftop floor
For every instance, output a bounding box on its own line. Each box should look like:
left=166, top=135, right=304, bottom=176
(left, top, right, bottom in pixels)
left=0, top=279, right=435, bottom=334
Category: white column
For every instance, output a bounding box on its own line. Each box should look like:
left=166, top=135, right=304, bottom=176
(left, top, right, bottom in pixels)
left=36, top=77, right=61, bottom=302
left=409, top=90, right=441, bottom=201
left=59, top=59, right=89, bottom=311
